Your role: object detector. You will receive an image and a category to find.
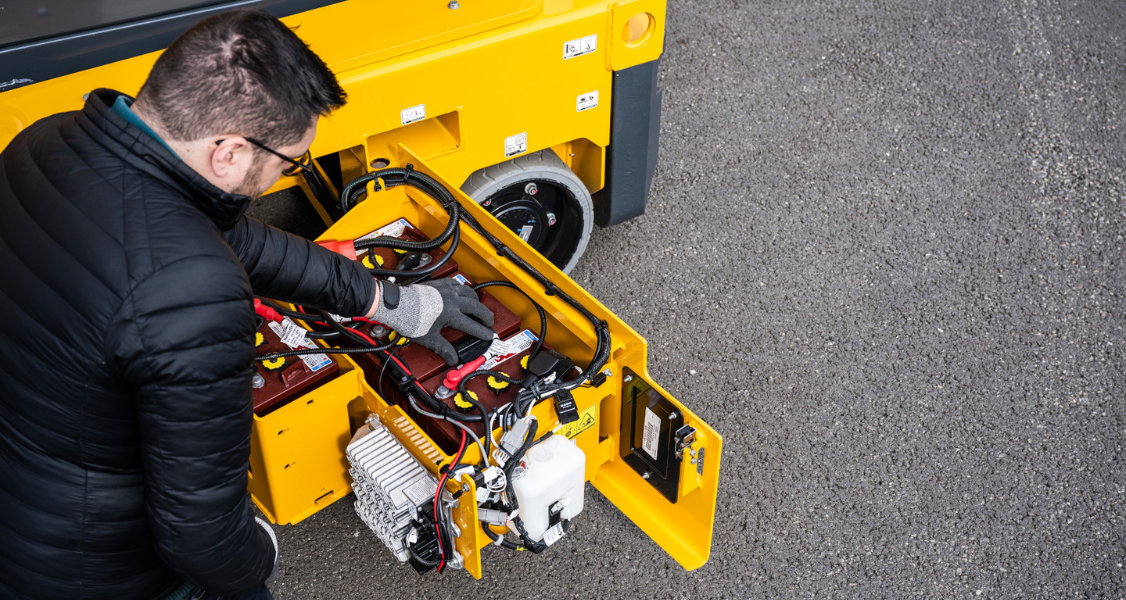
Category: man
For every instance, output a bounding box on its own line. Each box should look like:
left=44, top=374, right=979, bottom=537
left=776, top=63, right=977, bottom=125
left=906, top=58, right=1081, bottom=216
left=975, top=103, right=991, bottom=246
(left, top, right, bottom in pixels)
left=0, top=9, right=492, bottom=600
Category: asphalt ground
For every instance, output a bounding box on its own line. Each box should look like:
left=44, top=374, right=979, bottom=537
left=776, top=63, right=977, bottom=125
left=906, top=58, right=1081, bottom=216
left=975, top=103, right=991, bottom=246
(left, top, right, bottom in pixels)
left=246, top=0, right=1126, bottom=597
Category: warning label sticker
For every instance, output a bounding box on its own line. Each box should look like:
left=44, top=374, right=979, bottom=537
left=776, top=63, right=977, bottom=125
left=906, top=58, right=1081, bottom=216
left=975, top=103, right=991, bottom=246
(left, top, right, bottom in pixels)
left=357, top=218, right=411, bottom=243
left=400, top=104, right=426, bottom=126
left=504, top=132, right=528, bottom=158
left=563, top=34, right=597, bottom=60
left=558, top=404, right=597, bottom=439
left=480, top=329, right=538, bottom=371
left=268, top=319, right=332, bottom=372
left=576, top=90, right=599, bottom=112
left=642, top=406, right=661, bottom=460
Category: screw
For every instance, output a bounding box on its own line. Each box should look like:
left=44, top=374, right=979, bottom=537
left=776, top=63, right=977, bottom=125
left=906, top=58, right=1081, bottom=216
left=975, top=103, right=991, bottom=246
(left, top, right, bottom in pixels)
left=690, top=449, right=697, bottom=458
left=524, top=182, right=538, bottom=195
left=668, top=411, right=679, bottom=420
left=252, top=373, right=265, bottom=389
left=448, top=0, right=459, bottom=8
left=623, top=375, right=633, bottom=383
left=642, top=472, right=651, bottom=480
left=601, top=368, right=612, bottom=377
left=546, top=211, right=557, bottom=226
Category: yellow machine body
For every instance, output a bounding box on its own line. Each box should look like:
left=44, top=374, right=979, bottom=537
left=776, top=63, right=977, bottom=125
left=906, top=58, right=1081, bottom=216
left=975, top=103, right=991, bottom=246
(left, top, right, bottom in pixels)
left=1, top=0, right=664, bottom=205
left=1, top=0, right=721, bottom=576
left=248, top=148, right=721, bottom=575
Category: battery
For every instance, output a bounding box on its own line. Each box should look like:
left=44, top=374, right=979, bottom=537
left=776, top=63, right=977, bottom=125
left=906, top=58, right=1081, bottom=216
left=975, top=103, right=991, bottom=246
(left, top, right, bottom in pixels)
left=252, top=316, right=339, bottom=416
left=347, top=273, right=522, bottom=406
left=419, top=329, right=547, bottom=454
left=356, top=218, right=458, bottom=281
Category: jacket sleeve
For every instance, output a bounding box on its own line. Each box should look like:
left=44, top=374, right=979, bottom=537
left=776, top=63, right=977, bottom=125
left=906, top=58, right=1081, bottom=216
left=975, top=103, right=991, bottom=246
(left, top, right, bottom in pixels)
left=225, top=216, right=376, bottom=316
left=106, top=255, right=274, bottom=595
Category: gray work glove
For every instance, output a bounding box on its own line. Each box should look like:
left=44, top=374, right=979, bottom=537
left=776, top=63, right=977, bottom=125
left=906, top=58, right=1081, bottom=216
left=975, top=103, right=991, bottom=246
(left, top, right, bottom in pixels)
left=374, top=279, right=495, bottom=365
left=255, top=516, right=279, bottom=584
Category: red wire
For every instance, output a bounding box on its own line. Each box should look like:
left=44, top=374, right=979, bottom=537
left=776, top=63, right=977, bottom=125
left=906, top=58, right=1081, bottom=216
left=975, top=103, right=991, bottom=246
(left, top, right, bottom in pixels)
left=433, top=429, right=467, bottom=574
left=347, top=327, right=381, bottom=346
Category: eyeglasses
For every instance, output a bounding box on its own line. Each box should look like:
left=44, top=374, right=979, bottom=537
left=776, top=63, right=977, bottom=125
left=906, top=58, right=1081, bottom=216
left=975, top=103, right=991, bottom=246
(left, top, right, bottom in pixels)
left=215, top=137, right=313, bottom=176
left=245, top=137, right=313, bottom=176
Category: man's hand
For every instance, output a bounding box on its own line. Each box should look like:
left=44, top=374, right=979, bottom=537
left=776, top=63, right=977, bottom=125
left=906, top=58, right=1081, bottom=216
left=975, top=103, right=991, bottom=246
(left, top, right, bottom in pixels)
left=371, top=279, right=494, bottom=365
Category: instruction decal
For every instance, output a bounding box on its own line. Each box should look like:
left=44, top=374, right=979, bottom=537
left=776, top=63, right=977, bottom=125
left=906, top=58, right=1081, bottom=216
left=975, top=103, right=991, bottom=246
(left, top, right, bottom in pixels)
left=268, top=319, right=332, bottom=372
left=576, top=90, right=599, bottom=112
left=504, top=132, right=528, bottom=158
left=563, top=34, right=597, bottom=59
left=400, top=104, right=426, bottom=125
left=642, top=406, right=661, bottom=460
left=559, top=404, right=597, bottom=440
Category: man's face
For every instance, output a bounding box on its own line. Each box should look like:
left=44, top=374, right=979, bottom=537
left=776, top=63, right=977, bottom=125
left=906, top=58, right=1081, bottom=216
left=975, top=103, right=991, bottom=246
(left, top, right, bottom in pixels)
left=235, top=124, right=318, bottom=199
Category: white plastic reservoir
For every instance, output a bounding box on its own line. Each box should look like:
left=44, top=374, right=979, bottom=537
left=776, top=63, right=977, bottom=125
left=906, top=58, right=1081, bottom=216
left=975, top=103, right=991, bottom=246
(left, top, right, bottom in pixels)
left=511, top=434, right=586, bottom=542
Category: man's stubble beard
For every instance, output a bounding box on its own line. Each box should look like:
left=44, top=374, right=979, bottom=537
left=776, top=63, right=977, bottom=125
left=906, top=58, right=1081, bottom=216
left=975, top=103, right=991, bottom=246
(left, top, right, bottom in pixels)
left=233, top=156, right=268, bottom=200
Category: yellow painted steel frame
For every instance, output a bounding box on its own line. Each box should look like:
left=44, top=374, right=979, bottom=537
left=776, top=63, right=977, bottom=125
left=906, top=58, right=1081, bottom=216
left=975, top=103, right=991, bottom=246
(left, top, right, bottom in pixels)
left=0, top=0, right=667, bottom=203
left=279, top=146, right=721, bottom=577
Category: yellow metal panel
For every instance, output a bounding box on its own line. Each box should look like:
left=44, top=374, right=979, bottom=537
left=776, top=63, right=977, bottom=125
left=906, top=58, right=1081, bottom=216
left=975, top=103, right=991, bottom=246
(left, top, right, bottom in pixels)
left=317, top=146, right=721, bottom=572
left=248, top=360, right=363, bottom=525
left=608, top=0, right=667, bottom=71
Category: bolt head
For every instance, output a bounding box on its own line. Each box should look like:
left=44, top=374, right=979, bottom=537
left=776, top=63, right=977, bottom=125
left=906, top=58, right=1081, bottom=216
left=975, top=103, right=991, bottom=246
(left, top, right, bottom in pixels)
left=623, top=375, right=634, bottom=383
left=524, top=182, right=538, bottom=195
left=448, top=0, right=459, bottom=8
left=668, top=411, right=679, bottom=420
left=642, top=472, right=651, bottom=480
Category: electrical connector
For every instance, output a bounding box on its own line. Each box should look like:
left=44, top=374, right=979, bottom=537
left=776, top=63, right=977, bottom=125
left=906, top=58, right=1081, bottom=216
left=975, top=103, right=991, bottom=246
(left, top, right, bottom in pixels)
left=554, top=390, right=579, bottom=425
left=525, top=348, right=574, bottom=382
left=316, top=239, right=358, bottom=260
left=253, top=299, right=283, bottom=323
left=492, top=417, right=533, bottom=466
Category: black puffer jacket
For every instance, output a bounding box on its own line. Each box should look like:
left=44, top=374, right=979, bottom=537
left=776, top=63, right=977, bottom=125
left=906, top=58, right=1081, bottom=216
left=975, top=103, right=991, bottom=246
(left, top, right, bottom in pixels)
left=0, top=89, right=375, bottom=599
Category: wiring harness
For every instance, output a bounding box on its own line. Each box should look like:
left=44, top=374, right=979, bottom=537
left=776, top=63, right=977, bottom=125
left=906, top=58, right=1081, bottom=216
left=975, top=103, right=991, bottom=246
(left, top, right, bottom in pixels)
left=256, top=166, right=611, bottom=571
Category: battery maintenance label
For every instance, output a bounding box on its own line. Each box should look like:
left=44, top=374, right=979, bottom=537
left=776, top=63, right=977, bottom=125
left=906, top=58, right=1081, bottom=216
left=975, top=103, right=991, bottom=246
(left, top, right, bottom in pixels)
left=642, top=406, right=661, bottom=460
left=268, top=319, right=332, bottom=372
left=357, top=218, right=411, bottom=243
left=558, top=404, right=597, bottom=439
left=480, top=329, right=538, bottom=371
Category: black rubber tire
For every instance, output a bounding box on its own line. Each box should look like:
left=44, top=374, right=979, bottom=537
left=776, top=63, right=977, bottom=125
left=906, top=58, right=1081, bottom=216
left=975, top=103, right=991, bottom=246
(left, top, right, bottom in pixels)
left=460, top=150, right=594, bottom=274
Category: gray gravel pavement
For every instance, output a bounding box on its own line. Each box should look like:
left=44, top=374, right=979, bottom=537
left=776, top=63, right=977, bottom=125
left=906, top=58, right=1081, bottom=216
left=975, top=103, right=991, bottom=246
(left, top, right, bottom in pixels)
left=248, top=0, right=1126, bottom=597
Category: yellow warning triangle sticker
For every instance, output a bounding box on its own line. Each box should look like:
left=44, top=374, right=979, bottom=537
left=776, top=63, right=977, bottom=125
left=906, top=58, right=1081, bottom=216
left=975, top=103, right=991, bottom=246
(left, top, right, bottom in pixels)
left=559, top=405, right=597, bottom=439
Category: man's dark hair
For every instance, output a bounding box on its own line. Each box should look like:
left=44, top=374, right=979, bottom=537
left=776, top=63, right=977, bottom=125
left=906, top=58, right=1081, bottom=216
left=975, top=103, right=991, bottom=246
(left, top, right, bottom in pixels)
left=136, top=9, right=346, bottom=147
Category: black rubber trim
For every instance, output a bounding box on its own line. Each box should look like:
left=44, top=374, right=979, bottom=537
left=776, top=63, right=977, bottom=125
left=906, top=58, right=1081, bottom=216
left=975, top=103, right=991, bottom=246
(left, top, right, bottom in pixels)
left=0, top=0, right=343, bottom=91
left=592, top=57, right=663, bottom=227
left=380, top=281, right=400, bottom=310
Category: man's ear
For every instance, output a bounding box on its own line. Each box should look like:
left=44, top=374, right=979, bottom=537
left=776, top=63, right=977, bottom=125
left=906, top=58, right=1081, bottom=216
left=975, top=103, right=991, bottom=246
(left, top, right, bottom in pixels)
left=210, top=137, right=252, bottom=180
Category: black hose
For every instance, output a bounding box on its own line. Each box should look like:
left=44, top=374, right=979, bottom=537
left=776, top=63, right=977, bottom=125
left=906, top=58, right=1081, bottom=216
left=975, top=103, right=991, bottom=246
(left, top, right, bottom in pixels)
left=257, top=298, right=330, bottom=323
left=482, top=524, right=524, bottom=551
left=367, top=222, right=459, bottom=280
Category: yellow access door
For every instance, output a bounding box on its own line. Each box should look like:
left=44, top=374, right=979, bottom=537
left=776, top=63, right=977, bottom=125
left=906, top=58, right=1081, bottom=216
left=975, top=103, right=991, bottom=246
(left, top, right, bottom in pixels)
left=308, top=146, right=723, bottom=574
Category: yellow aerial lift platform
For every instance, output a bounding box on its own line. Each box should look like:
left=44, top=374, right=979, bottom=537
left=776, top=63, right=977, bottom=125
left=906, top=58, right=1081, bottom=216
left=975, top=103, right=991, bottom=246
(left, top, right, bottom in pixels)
left=0, top=0, right=722, bottom=578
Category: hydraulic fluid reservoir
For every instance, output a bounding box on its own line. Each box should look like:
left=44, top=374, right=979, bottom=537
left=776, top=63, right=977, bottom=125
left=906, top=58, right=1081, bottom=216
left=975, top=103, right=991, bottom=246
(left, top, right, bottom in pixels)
left=511, top=434, right=586, bottom=542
